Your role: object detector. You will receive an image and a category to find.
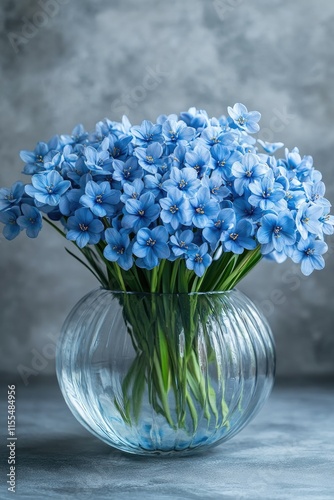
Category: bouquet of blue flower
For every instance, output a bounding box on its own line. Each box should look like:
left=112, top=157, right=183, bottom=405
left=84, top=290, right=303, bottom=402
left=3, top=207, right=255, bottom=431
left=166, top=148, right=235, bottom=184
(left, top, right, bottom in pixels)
left=1, top=103, right=333, bottom=432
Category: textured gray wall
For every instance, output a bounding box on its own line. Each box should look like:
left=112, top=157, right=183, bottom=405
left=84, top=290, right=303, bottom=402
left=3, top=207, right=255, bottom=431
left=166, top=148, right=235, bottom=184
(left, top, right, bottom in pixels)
left=0, top=0, right=333, bottom=379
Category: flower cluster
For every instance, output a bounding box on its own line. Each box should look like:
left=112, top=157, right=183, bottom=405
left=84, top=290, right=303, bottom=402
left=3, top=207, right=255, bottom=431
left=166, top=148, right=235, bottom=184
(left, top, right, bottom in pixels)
left=1, top=103, right=333, bottom=277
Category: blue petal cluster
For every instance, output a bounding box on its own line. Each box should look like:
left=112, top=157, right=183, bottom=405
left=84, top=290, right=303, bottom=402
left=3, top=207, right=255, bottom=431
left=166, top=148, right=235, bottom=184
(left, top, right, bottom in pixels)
left=1, top=104, right=333, bottom=277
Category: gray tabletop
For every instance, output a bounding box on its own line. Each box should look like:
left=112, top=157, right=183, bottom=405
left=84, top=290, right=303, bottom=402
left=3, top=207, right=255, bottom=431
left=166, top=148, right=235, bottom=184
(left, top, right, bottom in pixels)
left=1, top=377, right=333, bottom=500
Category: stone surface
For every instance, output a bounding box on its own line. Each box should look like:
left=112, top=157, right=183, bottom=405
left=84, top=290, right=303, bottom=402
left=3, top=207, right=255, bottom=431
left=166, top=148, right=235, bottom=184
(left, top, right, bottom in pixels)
left=0, top=377, right=333, bottom=499
left=0, top=0, right=334, bottom=377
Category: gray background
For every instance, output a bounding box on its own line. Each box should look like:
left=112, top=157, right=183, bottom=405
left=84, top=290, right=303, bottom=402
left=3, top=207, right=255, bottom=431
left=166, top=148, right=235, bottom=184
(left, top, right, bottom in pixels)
left=0, top=0, right=333, bottom=379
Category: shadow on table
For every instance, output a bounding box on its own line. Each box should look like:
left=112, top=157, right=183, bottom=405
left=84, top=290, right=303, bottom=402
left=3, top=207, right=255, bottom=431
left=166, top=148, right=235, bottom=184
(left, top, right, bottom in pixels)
left=12, top=432, right=243, bottom=472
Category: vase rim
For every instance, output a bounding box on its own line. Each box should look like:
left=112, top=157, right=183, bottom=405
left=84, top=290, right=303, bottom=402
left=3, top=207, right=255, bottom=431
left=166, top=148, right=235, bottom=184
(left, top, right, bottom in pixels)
left=99, top=287, right=237, bottom=297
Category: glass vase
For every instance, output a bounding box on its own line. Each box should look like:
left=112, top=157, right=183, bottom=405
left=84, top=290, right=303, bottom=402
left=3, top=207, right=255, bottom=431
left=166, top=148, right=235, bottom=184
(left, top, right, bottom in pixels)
left=56, top=289, right=275, bottom=456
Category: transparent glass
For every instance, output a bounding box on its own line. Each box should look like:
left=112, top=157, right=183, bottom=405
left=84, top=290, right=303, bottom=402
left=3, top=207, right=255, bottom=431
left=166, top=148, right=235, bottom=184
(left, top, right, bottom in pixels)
left=56, top=289, right=275, bottom=456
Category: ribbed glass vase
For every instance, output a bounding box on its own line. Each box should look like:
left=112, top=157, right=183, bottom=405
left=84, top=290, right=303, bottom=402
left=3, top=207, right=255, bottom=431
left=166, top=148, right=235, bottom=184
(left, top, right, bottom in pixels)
left=56, top=289, right=275, bottom=456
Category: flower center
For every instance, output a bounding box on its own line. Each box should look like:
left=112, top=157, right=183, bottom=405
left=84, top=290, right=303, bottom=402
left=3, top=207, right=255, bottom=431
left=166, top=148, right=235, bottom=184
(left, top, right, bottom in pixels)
left=218, top=160, right=226, bottom=167
left=195, top=254, right=203, bottom=263
left=306, top=248, right=315, bottom=256
left=179, top=179, right=187, bottom=189
left=29, top=218, right=36, bottom=224
left=169, top=205, right=179, bottom=214
left=113, top=245, right=124, bottom=255
left=237, top=116, right=245, bottom=125
left=36, top=155, right=44, bottom=163
left=46, top=185, right=54, bottom=194
left=302, top=217, right=310, bottom=224
left=169, top=131, right=177, bottom=141
left=274, top=226, right=282, bottom=237
left=262, top=189, right=271, bottom=198
left=5, top=194, right=14, bottom=201
left=79, top=223, right=89, bottom=231
left=230, top=233, right=239, bottom=241
left=95, top=195, right=103, bottom=204
left=211, top=187, right=218, bottom=194
left=146, top=238, right=156, bottom=246
left=196, top=206, right=205, bottom=214
left=138, top=209, right=145, bottom=216
left=146, top=155, right=154, bottom=163
left=245, top=170, right=252, bottom=178
left=113, top=147, right=120, bottom=157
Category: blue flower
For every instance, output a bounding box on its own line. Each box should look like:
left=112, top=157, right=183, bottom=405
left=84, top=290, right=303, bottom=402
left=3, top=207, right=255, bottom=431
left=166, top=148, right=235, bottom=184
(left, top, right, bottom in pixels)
left=0, top=206, right=22, bottom=240
left=257, top=140, right=284, bottom=153
left=60, top=145, right=79, bottom=173
left=134, top=142, right=164, bottom=174
left=131, top=120, right=163, bottom=146
left=120, top=179, right=145, bottom=203
left=66, top=157, right=90, bottom=185
left=170, top=229, right=195, bottom=257
left=284, top=186, right=306, bottom=211
left=228, top=103, right=261, bottom=134
left=20, top=142, right=51, bottom=174
left=257, top=211, right=296, bottom=254
left=159, top=187, right=190, bottom=230
left=188, top=187, right=219, bottom=228
left=84, top=146, right=113, bottom=174
left=222, top=219, right=256, bottom=254
left=0, top=181, right=25, bottom=211
left=199, top=127, right=236, bottom=149
left=104, top=228, right=133, bottom=270
left=201, top=172, right=230, bottom=202
left=180, top=107, right=209, bottom=129
left=210, top=144, right=242, bottom=178
left=66, top=207, right=104, bottom=248
left=248, top=172, right=286, bottom=210
left=25, top=171, right=71, bottom=206
left=279, top=147, right=302, bottom=176
left=320, top=212, right=334, bottom=236
left=185, top=243, right=212, bottom=277
left=232, top=153, right=268, bottom=195
left=107, top=135, right=132, bottom=160
left=170, top=144, right=187, bottom=168
left=122, top=192, right=160, bottom=232
left=60, top=124, right=89, bottom=146
left=233, top=197, right=262, bottom=222
left=184, top=145, right=211, bottom=177
left=291, top=236, right=328, bottom=276
left=59, top=175, right=89, bottom=216
left=144, top=173, right=167, bottom=200
left=133, top=226, right=170, bottom=269
left=279, top=148, right=314, bottom=183
left=296, top=155, right=314, bottom=182
left=80, top=180, right=120, bottom=217
left=162, top=120, right=195, bottom=147
left=203, top=208, right=235, bottom=249
left=162, top=167, right=201, bottom=198
left=296, top=202, right=323, bottom=240
left=17, top=204, right=42, bottom=238
left=303, top=181, right=329, bottom=208
left=112, top=158, right=143, bottom=184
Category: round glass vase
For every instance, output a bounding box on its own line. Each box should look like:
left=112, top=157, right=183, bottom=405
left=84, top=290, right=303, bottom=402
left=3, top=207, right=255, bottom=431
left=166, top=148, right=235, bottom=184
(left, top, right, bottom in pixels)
left=56, top=289, right=275, bottom=457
